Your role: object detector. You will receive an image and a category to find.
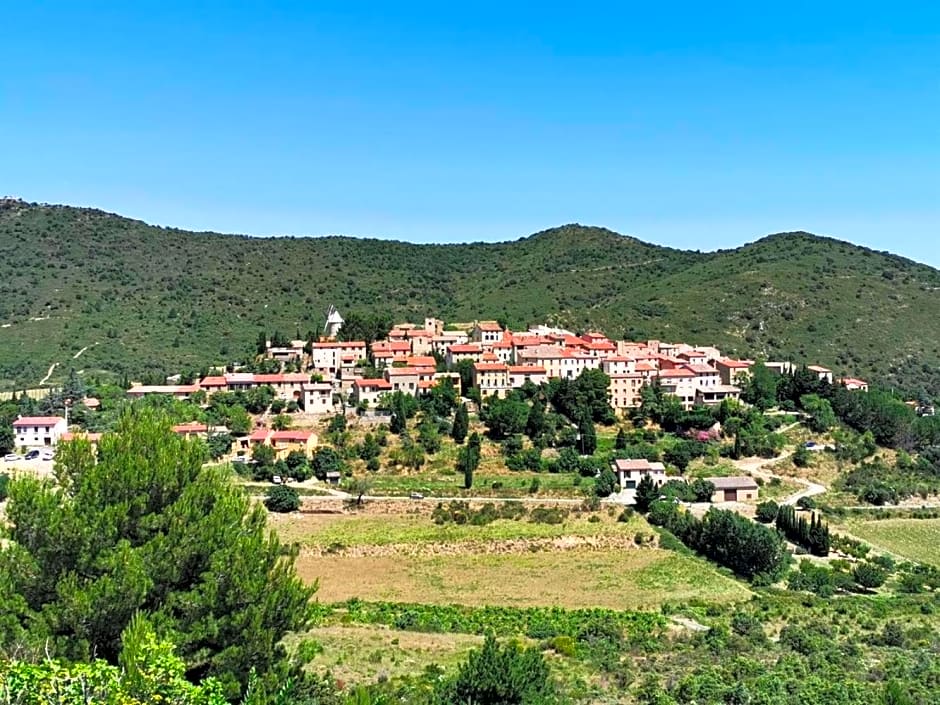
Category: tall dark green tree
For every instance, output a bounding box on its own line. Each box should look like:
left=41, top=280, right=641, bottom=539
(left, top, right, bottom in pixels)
left=452, top=403, right=469, bottom=444
left=577, top=415, right=597, bottom=455
left=0, top=409, right=314, bottom=698
left=634, top=474, right=659, bottom=513
left=458, top=432, right=482, bottom=490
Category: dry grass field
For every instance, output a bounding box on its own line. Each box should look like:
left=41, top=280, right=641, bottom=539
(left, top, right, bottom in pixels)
left=273, top=503, right=752, bottom=610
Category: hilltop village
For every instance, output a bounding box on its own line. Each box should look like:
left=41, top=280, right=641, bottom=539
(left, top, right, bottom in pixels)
left=8, top=311, right=877, bottom=499
left=125, top=314, right=865, bottom=413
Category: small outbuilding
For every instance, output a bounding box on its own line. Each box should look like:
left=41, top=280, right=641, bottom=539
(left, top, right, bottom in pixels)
left=706, top=476, right=759, bottom=503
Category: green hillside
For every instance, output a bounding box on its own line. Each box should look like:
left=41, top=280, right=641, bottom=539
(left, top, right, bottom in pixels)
left=1, top=199, right=938, bottom=395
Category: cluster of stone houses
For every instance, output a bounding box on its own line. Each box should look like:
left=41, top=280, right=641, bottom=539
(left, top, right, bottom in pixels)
left=124, top=316, right=865, bottom=418
left=11, top=314, right=867, bottom=456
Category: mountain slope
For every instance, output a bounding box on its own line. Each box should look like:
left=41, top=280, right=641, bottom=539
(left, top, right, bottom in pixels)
left=0, top=200, right=938, bottom=395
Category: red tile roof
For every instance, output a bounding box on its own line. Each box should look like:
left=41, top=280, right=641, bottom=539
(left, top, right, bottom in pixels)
left=200, top=376, right=228, bottom=387
left=406, top=356, right=437, bottom=367
left=270, top=431, right=313, bottom=442
left=658, top=367, right=696, bottom=379
left=355, top=378, right=392, bottom=389
left=718, top=359, right=752, bottom=369
left=508, top=365, right=547, bottom=374
left=13, top=416, right=66, bottom=427
left=473, top=362, right=509, bottom=372
left=448, top=344, right=482, bottom=353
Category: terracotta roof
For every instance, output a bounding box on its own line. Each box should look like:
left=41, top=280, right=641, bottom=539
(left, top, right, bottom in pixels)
left=406, top=356, right=437, bottom=367
left=386, top=366, right=424, bottom=376
left=635, top=361, right=657, bottom=372
left=508, top=365, right=547, bottom=374
left=249, top=430, right=270, bottom=442
left=808, top=365, right=832, bottom=373
left=13, top=415, right=66, bottom=427
left=475, top=322, right=502, bottom=331
left=448, top=344, right=482, bottom=353
left=200, top=376, right=228, bottom=386
left=473, top=362, right=509, bottom=372
left=658, top=367, right=696, bottom=378
left=270, top=431, right=313, bottom=442
left=718, top=359, right=752, bottom=369
left=418, top=379, right=435, bottom=389
left=355, top=378, right=392, bottom=389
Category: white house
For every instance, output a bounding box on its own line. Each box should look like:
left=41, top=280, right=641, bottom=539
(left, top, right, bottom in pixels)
left=611, top=458, right=667, bottom=490
left=303, top=382, right=335, bottom=414
left=13, top=416, right=68, bottom=448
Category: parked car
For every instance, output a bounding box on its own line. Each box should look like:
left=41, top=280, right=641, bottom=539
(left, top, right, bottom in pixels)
left=24, top=450, right=41, bottom=460
left=272, top=475, right=283, bottom=485
left=409, top=492, right=425, bottom=500
left=3, top=454, right=21, bottom=463
left=41, top=451, right=54, bottom=461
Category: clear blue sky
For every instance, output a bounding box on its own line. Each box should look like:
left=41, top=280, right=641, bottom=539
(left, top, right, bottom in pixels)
left=2, top=1, right=938, bottom=265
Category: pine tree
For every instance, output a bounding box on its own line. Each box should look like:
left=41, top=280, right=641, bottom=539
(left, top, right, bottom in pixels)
left=452, top=403, right=469, bottom=444
left=0, top=408, right=314, bottom=698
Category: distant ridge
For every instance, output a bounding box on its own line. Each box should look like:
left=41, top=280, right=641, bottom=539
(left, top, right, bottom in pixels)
left=0, top=201, right=938, bottom=395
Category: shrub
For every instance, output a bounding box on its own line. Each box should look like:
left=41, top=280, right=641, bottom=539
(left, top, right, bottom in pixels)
left=264, top=485, right=300, bottom=513
left=530, top=507, right=567, bottom=525
left=755, top=500, right=779, bottom=523
left=0, top=473, right=9, bottom=501
left=550, top=635, right=577, bottom=657
left=796, top=496, right=817, bottom=511
left=853, top=562, right=888, bottom=590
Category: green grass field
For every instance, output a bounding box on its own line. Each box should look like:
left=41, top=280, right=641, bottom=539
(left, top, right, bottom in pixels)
left=842, top=518, right=940, bottom=567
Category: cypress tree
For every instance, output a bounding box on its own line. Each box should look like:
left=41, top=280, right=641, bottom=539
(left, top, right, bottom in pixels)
left=452, top=403, right=469, bottom=444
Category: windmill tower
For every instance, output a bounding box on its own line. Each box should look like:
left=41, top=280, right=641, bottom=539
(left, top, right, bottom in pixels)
left=323, top=305, right=344, bottom=340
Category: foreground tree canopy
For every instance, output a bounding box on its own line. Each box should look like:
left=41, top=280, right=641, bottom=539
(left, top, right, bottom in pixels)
left=0, top=408, right=314, bottom=698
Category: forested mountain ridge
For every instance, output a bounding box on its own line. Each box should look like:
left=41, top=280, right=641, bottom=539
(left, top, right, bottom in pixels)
left=1, top=199, right=938, bottom=395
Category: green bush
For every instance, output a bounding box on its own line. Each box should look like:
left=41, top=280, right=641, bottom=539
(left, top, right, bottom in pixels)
left=264, top=485, right=300, bottom=513
left=550, top=635, right=577, bottom=657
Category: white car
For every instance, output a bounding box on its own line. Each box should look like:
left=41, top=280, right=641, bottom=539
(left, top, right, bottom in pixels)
left=41, top=451, right=55, bottom=462
left=3, top=453, right=22, bottom=462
